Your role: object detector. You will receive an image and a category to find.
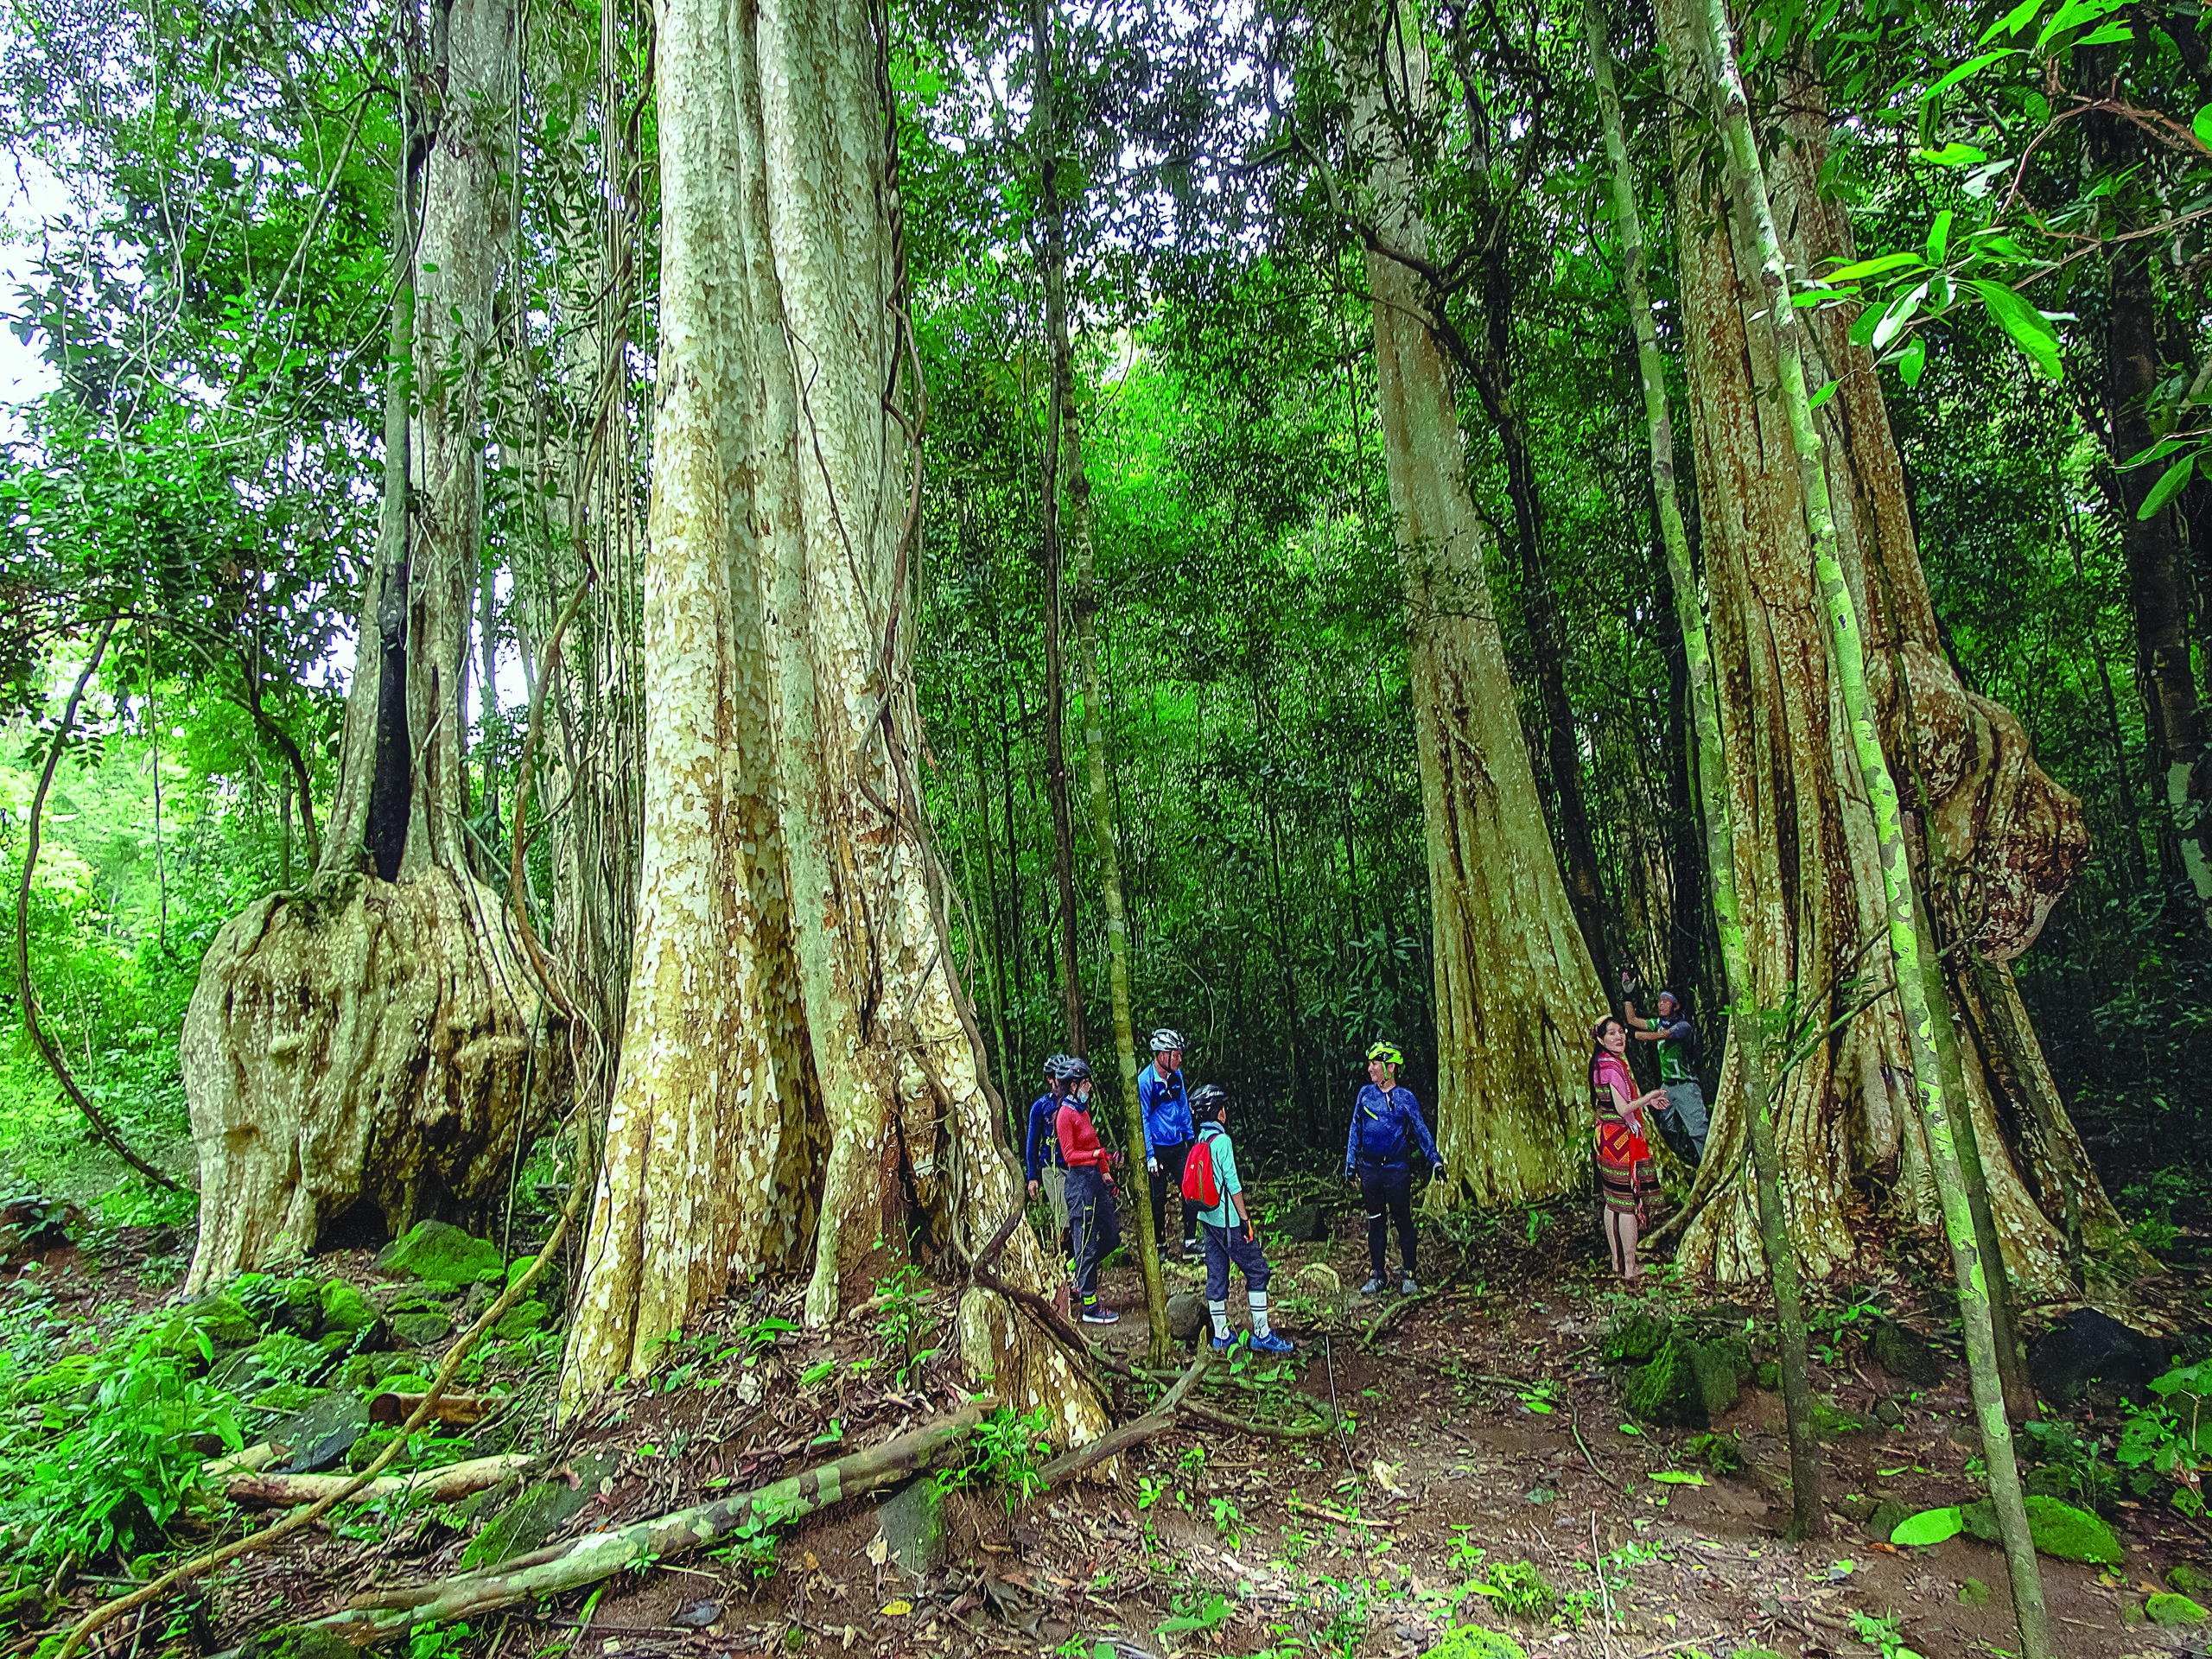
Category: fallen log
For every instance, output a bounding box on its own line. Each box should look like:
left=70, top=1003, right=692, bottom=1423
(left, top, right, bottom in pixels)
left=368, top=1391, right=500, bottom=1428
left=200, top=1443, right=289, bottom=1481
left=1175, top=1398, right=1331, bottom=1440
left=226, top=1454, right=533, bottom=1508
left=200, top=1402, right=987, bottom=1652
left=1035, top=1338, right=1212, bottom=1489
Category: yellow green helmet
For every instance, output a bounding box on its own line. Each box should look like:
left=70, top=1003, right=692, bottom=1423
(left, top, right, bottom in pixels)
left=1366, top=1041, right=1403, bottom=1067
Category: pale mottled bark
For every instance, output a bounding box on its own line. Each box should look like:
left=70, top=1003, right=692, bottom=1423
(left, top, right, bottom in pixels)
left=183, top=0, right=556, bottom=1292
left=1343, top=27, right=1604, bottom=1206
left=1650, top=0, right=2126, bottom=1297
left=563, top=0, right=1101, bottom=1444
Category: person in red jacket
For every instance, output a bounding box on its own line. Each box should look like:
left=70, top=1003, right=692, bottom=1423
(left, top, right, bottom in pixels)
left=1054, top=1058, right=1122, bottom=1324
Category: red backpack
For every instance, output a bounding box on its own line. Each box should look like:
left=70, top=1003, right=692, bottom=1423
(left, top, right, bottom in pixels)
left=1181, top=1131, right=1221, bottom=1207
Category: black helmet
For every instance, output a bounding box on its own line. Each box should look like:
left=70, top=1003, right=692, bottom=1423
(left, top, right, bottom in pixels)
left=1059, top=1057, right=1093, bottom=1084
left=1043, top=1052, right=1075, bottom=1081
left=1148, top=1028, right=1186, bottom=1053
left=1190, top=1084, right=1229, bottom=1118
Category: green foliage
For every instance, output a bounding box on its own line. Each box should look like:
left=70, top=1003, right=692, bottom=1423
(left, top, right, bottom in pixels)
left=1471, top=1560, right=1557, bottom=1621
left=1157, top=1590, right=1236, bottom=1637
left=0, top=1313, right=245, bottom=1566
left=2116, top=1359, right=2212, bottom=1511
left=940, top=1407, right=1051, bottom=1514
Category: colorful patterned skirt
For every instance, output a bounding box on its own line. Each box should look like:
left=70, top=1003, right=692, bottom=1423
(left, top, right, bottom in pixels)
left=1596, top=1116, right=1656, bottom=1213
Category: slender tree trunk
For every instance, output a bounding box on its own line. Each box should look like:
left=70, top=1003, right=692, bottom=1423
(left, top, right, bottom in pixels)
left=1691, top=0, right=2047, bottom=1643
left=1030, top=0, right=1084, bottom=1058
left=562, top=0, right=1101, bottom=1440
left=1586, top=0, right=1819, bottom=1539
left=182, top=0, right=556, bottom=1291
left=2088, top=113, right=2210, bottom=926
left=1464, top=268, right=1611, bottom=988
left=1067, top=402, right=1168, bottom=1361
left=1335, top=19, right=1604, bottom=1208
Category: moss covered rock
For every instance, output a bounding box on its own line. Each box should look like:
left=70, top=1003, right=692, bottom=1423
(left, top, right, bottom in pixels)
left=1623, top=1335, right=1750, bottom=1427
left=318, top=1280, right=380, bottom=1338
left=2147, top=1592, right=2209, bottom=1626
left=251, top=1382, right=331, bottom=1414
left=192, top=1294, right=264, bottom=1351
left=233, top=1274, right=322, bottom=1335
left=1958, top=1578, right=1991, bottom=1606
left=1961, top=1495, right=2124, bottom=1565
left=1870, top=1319, right=1943, bottom=1386
left=2168, top=1563, right=2212, bottom=1595
left=346, top=1427, right=399, bottom=1473
left=10, top=1351, right=99, bottom=1404
left=385, top=1297, right=454, bottom=1348
left=493, top=1299, right=549, bottom=1339
left=1867, top=1498, right=1911, bottom=1541
left=1809, top=1395, right=1872, bottom=1439
left=460, top=1450, right=622, bottom=1569
left=0, top=1586, right=55, bottom=1632
left=375, top=1220, right=503, bottom=1288
left=1422, top=1627, right=1528, bottom=1659
left=234, top=1624, right=363, bottom=1659
left=1600, top=1309, right=1671, bottom=1365
left=339, top=1351, right=429, bottom=1391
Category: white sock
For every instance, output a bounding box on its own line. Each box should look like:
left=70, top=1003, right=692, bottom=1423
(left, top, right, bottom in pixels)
left=1208, top=1300, right=1230, bottom=1340
left=1248, top=1290, right=1271, bottom=1339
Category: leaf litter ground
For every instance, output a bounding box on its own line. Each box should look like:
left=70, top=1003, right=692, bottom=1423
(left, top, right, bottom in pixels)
left=9, top=1190, right=2209, bottom=1659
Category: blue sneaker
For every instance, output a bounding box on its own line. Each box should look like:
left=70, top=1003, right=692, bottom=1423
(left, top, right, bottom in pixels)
left=1211, top=1331, right=1243, bottom=1351
left=1249, top=1331, right=1295, bottom=1356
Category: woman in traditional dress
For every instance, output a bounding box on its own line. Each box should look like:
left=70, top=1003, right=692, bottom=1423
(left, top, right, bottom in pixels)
left=1592, top=1015, right=1666, bottom=1280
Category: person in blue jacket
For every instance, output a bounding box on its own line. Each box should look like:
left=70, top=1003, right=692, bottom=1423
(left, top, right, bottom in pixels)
left=1139, top=1027, right=1199, bottom=1263
left=1025, top=1055, right=1075, bottom=1262
left=1343, top=1041, right=1445, bottom=1295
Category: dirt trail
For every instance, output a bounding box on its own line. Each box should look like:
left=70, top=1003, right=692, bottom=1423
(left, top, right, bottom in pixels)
left=10, top=1194, right=2207, bottom=1659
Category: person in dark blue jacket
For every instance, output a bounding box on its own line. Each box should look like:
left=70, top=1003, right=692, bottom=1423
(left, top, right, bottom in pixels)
left=1025, top=1056, right=1074, bottom=1262
left=1342, top=1041, right=1445, bottom=1295
left=1138, top=1027, right=1199, bottom=1262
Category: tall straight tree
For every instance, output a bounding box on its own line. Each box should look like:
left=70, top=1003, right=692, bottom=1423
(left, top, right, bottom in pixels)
left=1647, top=0, right=2135, bottom=1295
left=181, top=0, right=557, bottom=1292
left=560, top=0, right=1101, bottom=1440
left=1336, top=14, right=1605, bottom=1206
left=1585, top=0, right=1821, bottom=1539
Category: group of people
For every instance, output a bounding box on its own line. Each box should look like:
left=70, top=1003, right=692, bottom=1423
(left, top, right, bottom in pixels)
left=1590, top=973, right=1708, bottom=1281
left=1021, top=1030, right=1449, bottom=1345
left=1016, top=987, right=1709, bottom=1332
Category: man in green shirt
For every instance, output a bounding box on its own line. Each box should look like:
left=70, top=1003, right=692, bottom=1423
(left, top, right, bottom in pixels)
left=1624, top=986, right=1707, bottom=1165
left=1187, top=1085, right=1294, bottom=1355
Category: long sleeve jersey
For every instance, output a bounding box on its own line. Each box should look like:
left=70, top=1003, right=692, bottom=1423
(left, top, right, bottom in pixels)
left=1024, top=1092, right=1066, bottom=1181
left=1056, top=1100, right=1112, bottom=1173
left=1137, top=1063, right=1195, bottom=1156
left=1344, top=1084, right=1441, bottom=1174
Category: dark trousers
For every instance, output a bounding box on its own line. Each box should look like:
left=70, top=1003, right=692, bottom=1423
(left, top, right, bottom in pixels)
left=1360, top=1167, right=1416, bottom=1281
left=1066, top=1167, right=1120, bottom=1299
left=1149, top=1140, right=1198, bottom=1253
left=1202, top=1221, right=1272, bottom=1301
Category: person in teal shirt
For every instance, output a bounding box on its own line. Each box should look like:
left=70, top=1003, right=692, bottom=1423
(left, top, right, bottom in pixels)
left=1186, top=1084, right=1294, bottom=1355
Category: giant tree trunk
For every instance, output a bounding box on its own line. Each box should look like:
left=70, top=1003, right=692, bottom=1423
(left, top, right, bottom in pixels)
left=1651, top=2, right=2132, bottom=1294
left=561, top=0, right=1103, bottom=1442
left=183, top=0, right=558, bottom=1293
left=1343, top=27, right=1605, bottom=1206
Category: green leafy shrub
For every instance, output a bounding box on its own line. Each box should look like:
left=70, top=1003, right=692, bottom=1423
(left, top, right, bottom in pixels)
left=0, top=1319, right=245, bottom=1565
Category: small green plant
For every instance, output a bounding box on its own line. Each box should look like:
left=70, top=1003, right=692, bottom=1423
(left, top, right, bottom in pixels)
left=1210, top=1493, right=1243, bottom=1545
left=2119, top=1359, right=2212, bottom=1512
left=875, top=1266, right=938, bottom=1384
left=1447, top=1525, right=1487, bottom=1575
left=1158, top=1590, right=1236, bottom=1637
left=1473, top=1559, right=1558, bottom=1620
left=1849, top=1609, right=1923, bottom=1659
left=1686, top=1430, right=1745, bottom=1474
left=966, top=1406, right=1051, bottom=1513
left=407, top=1621, right=475, bottom=1659
left=1136, top=1474, right=1168, bottom=1510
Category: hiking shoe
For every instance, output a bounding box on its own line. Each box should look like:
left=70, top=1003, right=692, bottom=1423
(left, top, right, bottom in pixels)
left=1249, top=1331, right=1295, bottom=1356
left=1079, top=1306, right=1121, bottom=1325
left=1402, top=1274, right=1421, bottom=1295
left=1211, top=1332, right=1243, bottom=1351
left=1359, top=1275, right=1384, bottom=1295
